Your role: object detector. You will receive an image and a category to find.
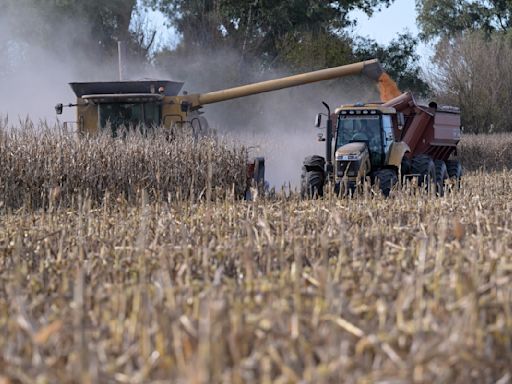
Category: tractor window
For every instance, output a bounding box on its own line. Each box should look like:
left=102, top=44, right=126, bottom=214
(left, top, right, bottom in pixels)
left=99, top=103, right=161, bottom=134
left=336, top=115, right=382, bottom=159
left=336, top=115, right=384, bottom=166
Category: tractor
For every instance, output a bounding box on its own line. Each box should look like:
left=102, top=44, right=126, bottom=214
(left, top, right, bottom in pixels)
left=302, top=92, right=462, bottom=197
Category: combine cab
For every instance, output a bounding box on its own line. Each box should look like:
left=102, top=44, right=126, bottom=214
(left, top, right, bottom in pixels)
left=303, top=92, right=462, bottom=197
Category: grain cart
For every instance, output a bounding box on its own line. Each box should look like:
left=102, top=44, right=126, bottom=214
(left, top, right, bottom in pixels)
left=303, top=91, right=462, bottom=197
left=55, top=59, right=383, bottom=191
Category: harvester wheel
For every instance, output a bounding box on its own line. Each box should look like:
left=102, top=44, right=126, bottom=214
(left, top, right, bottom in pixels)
left=373, top=169, right=397, bottom=197
left=411, top=155, right=436, bottom=193
left=446, top=160, right=463, bottom=189
left=434, top=160, right=448, bottom=196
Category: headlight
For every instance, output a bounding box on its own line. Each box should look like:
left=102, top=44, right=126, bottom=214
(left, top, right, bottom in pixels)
left=336, top=154, right=361, bottom=161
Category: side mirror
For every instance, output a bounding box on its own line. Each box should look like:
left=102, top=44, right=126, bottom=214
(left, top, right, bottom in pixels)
left=397, top=112, right=405, bottom=130
left=314, top=113, right=322, bottom=128
left=55, top=103, right=63, bottom=115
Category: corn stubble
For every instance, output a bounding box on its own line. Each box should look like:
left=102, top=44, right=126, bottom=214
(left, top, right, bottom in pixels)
left=0, top=122, right=512, bottom=383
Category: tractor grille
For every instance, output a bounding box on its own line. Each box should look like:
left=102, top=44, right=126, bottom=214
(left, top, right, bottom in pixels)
left=337, top=160, right=360, bottom=178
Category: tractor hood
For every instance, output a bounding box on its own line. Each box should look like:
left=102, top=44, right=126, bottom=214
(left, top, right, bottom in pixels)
left=335, top=142, right=367, bottom=159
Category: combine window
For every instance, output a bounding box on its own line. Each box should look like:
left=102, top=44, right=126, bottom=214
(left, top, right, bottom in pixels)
left=99, top=103, right=161, bottom=134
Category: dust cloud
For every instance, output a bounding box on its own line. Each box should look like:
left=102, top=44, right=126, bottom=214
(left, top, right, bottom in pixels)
left=0, top=2, right=130, bottom=124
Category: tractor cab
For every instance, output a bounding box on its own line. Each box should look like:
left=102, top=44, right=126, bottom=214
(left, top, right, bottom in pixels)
left=334, top=106, right=397, bottom=170
left=328, top=104, right=407, bottom=193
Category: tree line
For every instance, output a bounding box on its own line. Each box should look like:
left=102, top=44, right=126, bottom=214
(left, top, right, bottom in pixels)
left=417, top=0, right=512, bottom=133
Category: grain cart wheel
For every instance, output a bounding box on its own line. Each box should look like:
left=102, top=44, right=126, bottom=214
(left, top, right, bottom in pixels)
left=400, top=156, right=411, bottom=183
left=446, top=159, right=463, bottom=189
left=434, top=160, right=448, bottom=196
left=411, top=155, right=436, bottom=193
left=301, top=155, right=325, bottom=198
left=373, top=169, right=398, bottom=197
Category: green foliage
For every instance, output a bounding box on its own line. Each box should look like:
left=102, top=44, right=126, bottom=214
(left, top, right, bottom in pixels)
left=354, top=33, right=431, bottom=96
left=416, top=0, right=512, bottom=40
left=145, top=0, right=395, bottom=69
left=276, top=31, right=355, bottom=71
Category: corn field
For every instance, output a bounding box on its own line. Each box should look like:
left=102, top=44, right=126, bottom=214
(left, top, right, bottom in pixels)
left=0, top=121, right=248, bottom=209
left=0, top=122, right=511, bottom=383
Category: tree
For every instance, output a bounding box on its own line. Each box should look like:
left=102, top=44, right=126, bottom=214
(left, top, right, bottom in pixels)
left=416, top=0, right=512, bottom=40
left=417, top=0, right=512, bottom=133
left=353, top=33, right=431, bottom=96
left=428, top=32, right=512, bottom=133
left=145, top=0, right=396, bottom=70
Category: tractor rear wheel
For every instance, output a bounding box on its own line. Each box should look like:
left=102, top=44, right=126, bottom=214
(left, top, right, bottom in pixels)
left=411, top=155, right=436, bottom=193
left=434, top=160, right=448, bottom=196
left=373, top=169, right=397, bottom=197
left=446, top=159, right=462, bottom=189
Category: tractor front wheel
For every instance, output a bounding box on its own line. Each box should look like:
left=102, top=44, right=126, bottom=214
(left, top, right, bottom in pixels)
left=373, top=169, right=398, bottom=197
left=301, top=155, right=326, bottom=198
left=301, top=169, right=325, bottom=198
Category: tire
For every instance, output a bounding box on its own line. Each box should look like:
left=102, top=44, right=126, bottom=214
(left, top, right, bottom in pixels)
left=301, top=169, right=325, bottom=198
left=301, top=156, right=325, bottom=198
left=303, top=155, right=325, bottom=172
left=373, top=169, right=398, bottom=197
left=434, top=160, right=448, bottom=196
left=400, top=156, right=411, bottom=185
left=411, top=155, right=436, bottom=193
left=446, top=159, right=462, bottom=189
left=401, top=157, right=411, bottom=175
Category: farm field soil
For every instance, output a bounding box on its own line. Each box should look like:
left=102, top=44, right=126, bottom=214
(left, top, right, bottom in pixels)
left=1, top=171, right=512, bottom=383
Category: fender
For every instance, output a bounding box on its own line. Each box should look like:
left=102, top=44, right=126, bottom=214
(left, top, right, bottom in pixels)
left=387, top=141, right=410, bottom=168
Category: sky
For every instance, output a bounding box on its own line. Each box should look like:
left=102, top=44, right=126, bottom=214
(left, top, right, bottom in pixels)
left=350, top=0, right=419, bottom=44
left=350, top=0, right=433, bottom=59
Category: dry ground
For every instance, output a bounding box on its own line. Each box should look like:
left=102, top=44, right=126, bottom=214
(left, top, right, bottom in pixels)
left=1, top=126, right=512, bottom=383
left=1, top=172, right=512, bottom=383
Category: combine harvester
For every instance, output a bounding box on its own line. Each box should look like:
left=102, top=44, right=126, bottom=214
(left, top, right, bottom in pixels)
left=56, top=58, right=384, bottom=192
left=302, top=75, right=462, bottom=197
